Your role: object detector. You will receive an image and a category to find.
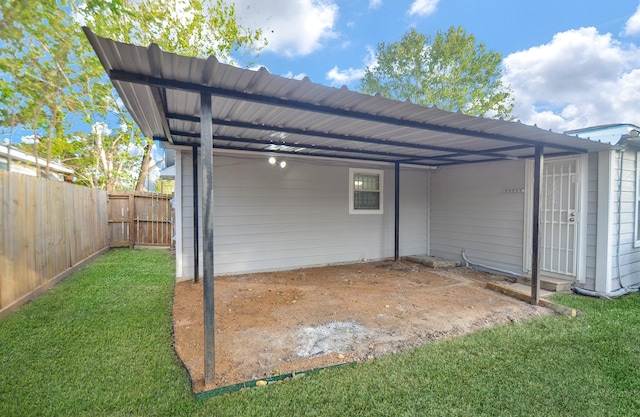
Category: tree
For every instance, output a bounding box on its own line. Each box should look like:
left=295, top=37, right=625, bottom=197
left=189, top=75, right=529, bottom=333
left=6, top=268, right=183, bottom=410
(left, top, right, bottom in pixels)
left=0, top=0, right=267, bottom=190
left=0, top=1, right=77, bottom=178
left=77, top=0, right=268, bottom=190
left=1, top=0, right=111, bottom=182
left=359, top=27, right=515, bottom=119
left=82, top=0, right=266, bottom=62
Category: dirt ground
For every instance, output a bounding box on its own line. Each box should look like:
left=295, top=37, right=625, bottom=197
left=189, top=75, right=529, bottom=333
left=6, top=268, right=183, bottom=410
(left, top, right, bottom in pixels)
left=172, top=260, right=550, bottom=392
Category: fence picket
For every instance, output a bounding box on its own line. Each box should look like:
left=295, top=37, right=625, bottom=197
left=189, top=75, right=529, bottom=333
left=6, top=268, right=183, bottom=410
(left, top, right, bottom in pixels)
left=108, top=192, right=174, bottom=248
left=0, top=172, right=174, bottom=317
left=0, top=172, right=109, bottom=316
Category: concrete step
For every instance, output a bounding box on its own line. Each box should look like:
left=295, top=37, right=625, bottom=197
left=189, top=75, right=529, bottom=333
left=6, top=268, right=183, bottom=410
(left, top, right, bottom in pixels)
left=517, top=275, right=573, bottom=292
left=404, top=255, right=459, bottom=268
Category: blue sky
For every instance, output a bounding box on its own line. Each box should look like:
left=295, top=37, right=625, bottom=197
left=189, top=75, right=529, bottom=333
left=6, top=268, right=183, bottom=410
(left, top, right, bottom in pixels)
left=230, top=0, right=640, bottom=133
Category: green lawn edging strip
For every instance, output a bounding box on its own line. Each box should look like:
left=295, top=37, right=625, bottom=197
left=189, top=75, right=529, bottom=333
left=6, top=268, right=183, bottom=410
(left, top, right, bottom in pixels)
left=194, top=361, right=357, bottom=400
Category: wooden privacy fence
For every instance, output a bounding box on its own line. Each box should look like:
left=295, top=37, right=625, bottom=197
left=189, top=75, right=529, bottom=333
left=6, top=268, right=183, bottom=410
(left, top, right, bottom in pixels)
left=108, top=192, right=174, bottom=248
left=0, top=171, right=109, bottom=316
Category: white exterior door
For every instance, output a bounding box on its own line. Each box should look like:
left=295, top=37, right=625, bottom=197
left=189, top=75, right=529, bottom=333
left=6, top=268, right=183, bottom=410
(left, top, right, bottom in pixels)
left=524, top=156, right=587, bottom=282
left=540, top=159, right=578, bottom=277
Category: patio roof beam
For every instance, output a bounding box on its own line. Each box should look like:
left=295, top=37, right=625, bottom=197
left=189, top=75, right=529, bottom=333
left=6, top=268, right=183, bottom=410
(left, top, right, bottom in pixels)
left=172, top=141, right=521, bottom=167
left=159, top=133, right=579, bottom=167
left=160, top=134, right=537, bottom=167
left=109, top=69, right=587, bottom=154
left=170, top=129, right=468, bottom=164
left=167, top=139, right=513, bottom=167
left=165, top=113, right=521, bottom=160
left=146, top=44, right=174, bottom=144
left=398, top=156, right=517, bottom=166
left=422, top=150, right=589, bottom=165
left=212, top=119, right=534, bottom=159
left=437, top=144, right=532, bottom=159
left=200, top=143, right=438, bottom=167
left=149, top=88, right=174, bottom=144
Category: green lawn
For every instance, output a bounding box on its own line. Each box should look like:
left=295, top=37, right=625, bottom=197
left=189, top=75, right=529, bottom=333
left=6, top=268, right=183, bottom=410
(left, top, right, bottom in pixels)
left=1, top=249, right=640, bottom=416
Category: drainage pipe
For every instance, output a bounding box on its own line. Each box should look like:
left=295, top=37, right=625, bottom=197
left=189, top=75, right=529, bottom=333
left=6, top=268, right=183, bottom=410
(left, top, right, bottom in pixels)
left=571, top=285, right=640, bottom=299
left=614, top=148, right=625, bottom=289
left=461, top=249, right=521, bottom=278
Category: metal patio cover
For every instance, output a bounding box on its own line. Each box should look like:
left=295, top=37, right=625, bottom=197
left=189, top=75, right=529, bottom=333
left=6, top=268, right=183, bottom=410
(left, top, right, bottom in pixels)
left=83, top=28, right=613, bottom=166
left=84, top=28, right=617, bottom=384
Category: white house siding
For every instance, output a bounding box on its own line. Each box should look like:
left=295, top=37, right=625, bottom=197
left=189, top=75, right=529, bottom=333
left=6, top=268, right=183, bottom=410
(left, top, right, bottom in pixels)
left=430, top=160, right=526, bottom=272
left=585, top=152, right=599, bottom=290
left=175, top=150, right=199, bottom=280
left=609, top=149, right=640, bottom=289
left=175, top=150, right=429, bottom=279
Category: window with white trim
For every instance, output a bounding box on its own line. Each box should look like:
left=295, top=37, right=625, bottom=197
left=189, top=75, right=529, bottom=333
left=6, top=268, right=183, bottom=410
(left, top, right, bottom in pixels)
left=349, top=168, right=383, bottom=214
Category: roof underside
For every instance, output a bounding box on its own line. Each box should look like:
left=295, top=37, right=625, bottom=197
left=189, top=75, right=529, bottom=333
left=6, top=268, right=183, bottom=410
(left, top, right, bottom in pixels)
left=84, top=28, right=614, bottom=168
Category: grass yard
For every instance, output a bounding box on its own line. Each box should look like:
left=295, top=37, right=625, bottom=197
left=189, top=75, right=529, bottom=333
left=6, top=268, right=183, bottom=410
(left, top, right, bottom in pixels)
left=1, top=249, right=640, bottom=416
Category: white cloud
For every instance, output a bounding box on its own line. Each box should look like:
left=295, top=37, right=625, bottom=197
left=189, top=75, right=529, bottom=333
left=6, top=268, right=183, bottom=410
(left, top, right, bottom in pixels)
left=20, top=135, right=36, bottom=145
left=369, top=0, right=382, bottom=9
left=503, top=27, right=640, bottom=132
left=128, top=143, right=143, bottom=157
left=91, top=121, right=112, bottom=136
left=326, top=66, right=365, bottom=87
left=624, top=4, right=640, bottom=36
left=247, top=65, right=307, bottom=80
left=283, top=71, right=308, bottom=80
left=326, top=46, right=377, bottom=87
left=408, top=0, right=440, bottom=17
left=232, top=0, right=339, bottom=57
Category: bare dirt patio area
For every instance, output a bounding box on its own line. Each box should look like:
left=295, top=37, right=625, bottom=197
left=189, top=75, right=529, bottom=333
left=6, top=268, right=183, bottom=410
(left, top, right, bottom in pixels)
left=173, top=260, right=550, bottom=392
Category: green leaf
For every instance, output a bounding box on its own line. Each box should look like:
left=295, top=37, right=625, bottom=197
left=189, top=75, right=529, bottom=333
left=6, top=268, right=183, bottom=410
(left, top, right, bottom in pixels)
left=1, top=0, right=267, bottom=190
left=359, top=26, right=516, bottom=119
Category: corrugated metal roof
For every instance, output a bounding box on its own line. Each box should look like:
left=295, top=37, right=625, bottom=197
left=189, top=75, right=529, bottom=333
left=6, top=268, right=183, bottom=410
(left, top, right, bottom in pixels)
left=84, top=28, right=614, bottom=167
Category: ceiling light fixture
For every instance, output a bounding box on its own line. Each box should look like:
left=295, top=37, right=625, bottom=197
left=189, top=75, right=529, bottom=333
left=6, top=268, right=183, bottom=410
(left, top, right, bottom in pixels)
left=267, top=156, right=287, bottom=168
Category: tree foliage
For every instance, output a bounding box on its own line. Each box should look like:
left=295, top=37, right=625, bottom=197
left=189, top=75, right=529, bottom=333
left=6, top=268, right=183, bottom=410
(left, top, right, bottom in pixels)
left=0, top=0, right=266, bottom=190
left=1, top=1, right=81, bottom=177
left=359, top=27, right=515, bottom=119
left=83, top=0, right=265, bottom=62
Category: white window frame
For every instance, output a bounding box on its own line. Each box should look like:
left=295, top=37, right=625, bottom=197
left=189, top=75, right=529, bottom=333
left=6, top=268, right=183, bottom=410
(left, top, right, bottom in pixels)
left=349, top=168, right=383, bottom=214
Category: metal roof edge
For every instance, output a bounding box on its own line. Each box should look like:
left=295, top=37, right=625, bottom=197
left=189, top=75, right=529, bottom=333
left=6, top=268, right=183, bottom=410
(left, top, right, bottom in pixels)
left=84, top=27, right=616, bottom=163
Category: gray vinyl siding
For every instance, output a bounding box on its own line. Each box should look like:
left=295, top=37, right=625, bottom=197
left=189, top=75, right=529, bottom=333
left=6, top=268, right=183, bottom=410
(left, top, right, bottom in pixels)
left=429, top=160, right=526, bottom=272
left=585, top=152, right=598, bottom=290
left=610, top=150, right=640, bottom=289
left=176, top=151, right=429, bottom=279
